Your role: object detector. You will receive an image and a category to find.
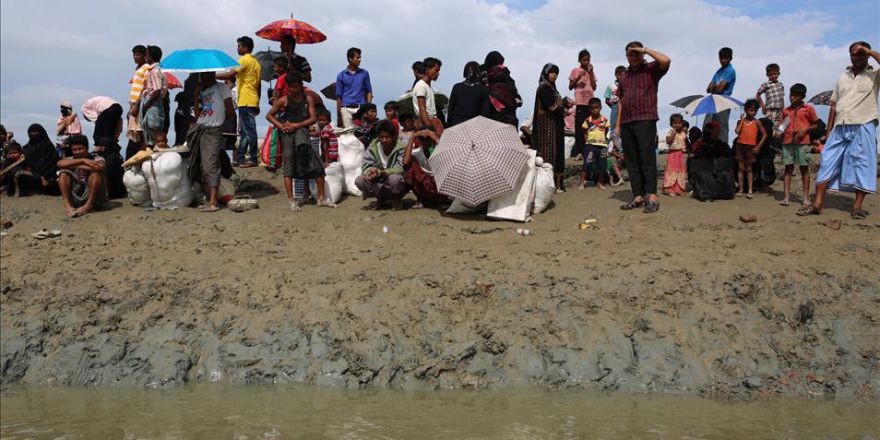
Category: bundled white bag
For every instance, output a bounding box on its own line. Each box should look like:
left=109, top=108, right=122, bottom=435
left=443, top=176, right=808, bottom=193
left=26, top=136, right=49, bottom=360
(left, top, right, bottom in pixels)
left=564, top=136, right=577, bottom=158
left=336, top=132, right=364, bottom=197
left=122, top=167, right=151, bottom=206
left=141, top=152, right=194, bottom=210
left=486, top=150, right=536, bottom=222
left=532, top=157, right=555, bottom=213
left=323, top=162, right=344, bottom=203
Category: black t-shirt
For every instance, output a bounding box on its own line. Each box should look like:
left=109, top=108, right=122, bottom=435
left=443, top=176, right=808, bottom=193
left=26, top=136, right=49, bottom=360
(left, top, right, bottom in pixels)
left=288, top=53, right=312, bottom=75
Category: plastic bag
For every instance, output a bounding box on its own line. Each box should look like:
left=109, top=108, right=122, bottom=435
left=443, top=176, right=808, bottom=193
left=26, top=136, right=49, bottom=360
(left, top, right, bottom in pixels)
left=337, top=132, right=365, bottom=197
left=141, top=152, right=194, bottom=210
left=532, top=157, right=555, bottom=213
left=122, top=167, right=151, bottom=206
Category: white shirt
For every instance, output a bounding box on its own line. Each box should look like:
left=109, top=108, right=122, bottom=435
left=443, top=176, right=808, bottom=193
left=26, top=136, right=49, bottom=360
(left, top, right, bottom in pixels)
left=412, top=80, right=436, bottom=118
left=831, top=65, right=880, bottom=125
left=196, top=83, right=233, bottom=128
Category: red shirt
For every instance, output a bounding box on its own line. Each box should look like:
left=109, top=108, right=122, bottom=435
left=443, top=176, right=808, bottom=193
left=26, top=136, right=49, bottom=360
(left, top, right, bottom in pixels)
left=274, top=73, right=289, bottom=99
left=782, top=104, right=818, bottom=145
left=618, top=61, right=667, bottom=125
left=320, top=124, right=339, bottom=161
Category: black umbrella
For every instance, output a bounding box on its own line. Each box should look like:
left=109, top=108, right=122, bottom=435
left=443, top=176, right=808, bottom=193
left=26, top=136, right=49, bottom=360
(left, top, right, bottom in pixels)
left=808, top=90, right=833, bottom=106
left=670, top=95, right=704, bottom=108
left=320, top=82, right=336, bottom=100
left=254, top=49, right=284, bottom=82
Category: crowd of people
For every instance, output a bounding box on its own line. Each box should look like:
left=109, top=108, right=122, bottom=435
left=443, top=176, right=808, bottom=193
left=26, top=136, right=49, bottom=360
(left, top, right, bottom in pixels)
left=1, top=35, right=877, bottom=220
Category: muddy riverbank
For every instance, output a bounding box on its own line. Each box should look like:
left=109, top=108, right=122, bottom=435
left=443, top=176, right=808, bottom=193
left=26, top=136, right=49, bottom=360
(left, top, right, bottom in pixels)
left=1, top=166, right=878, bottom=399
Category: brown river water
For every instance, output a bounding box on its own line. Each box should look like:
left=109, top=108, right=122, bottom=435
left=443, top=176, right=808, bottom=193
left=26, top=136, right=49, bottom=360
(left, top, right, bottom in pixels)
left=0, top=385, right=877, bottom=439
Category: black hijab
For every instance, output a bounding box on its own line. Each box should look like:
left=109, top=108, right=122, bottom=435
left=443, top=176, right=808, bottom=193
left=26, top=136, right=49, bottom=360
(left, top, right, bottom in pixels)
left=22, top=124, right=59, bottom=179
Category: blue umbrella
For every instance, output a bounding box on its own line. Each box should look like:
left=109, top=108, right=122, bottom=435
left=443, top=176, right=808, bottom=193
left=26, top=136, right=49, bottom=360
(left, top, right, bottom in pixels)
left=160, top=49, right=239, bottom=73
left=683, top=94, right=744, bottom=117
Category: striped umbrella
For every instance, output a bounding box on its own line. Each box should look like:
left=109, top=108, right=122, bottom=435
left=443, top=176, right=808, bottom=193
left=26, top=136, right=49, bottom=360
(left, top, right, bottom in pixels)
left=684, top=94, right=744, bottom=116
left=428, top=116, right=530, bottom=206
left=160, top=49, right=239, bottom=73
left=256, top=18, right=327, bottom=43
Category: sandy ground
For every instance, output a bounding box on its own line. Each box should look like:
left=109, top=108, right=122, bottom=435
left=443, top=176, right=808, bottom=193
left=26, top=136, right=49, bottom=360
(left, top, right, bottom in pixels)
left=1, top=158, right=878, bottom=399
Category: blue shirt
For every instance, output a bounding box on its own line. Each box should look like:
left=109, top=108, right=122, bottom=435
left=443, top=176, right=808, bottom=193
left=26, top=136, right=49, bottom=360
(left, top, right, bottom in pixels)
left=336, top=68, right=373, bottom=106
left=711, top=64, right=736, bottom=96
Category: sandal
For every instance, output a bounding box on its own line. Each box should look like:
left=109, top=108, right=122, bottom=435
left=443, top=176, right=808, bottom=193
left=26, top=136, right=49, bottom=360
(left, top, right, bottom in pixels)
left=796, top=206, right=822, bottom=216
left=199, top=205, right=219, bottom=212
left=643, top=200, right=660, bottom=214
left=620, top=199, right=645, bottom=211
left=745, top=193, right=754, bottom=199
left=850, top=209, right=868, bottom=220
left=779, top=200, right=790, bottom=207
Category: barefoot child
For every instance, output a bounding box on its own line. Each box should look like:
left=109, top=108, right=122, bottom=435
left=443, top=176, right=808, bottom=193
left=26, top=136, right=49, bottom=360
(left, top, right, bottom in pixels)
left=662, top=113, right=688, bottom=195
left=780, top=83, right=819, bottom=207
left=266, top=71, right=336, bottom=211
left=56, top=134, right=106, bottom=217
left=734, top=99, right=767, bottom=198
left=580, top=97, right=610, bottom=189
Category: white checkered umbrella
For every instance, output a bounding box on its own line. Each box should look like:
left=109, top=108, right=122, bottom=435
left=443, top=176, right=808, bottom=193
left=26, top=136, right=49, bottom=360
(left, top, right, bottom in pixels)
left=428, top=116, right=530, bottom=206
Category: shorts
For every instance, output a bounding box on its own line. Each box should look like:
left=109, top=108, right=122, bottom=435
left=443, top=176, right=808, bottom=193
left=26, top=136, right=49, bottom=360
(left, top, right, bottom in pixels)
left=735, top=143, right=757, bottom=165
left=58, top=169, right=107, bottom=208
left=782, top=144, right=810, bottom=167
left=281, top=128, right=325, bottom=180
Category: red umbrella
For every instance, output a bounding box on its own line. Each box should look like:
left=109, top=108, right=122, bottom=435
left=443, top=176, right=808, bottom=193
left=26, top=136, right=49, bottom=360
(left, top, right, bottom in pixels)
left=256, top=18, right=327, bottom=43
left=129, top=71, right=182, bottom=89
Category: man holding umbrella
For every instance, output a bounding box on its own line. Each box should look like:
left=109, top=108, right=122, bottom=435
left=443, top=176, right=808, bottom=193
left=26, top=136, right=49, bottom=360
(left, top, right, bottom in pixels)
left=281, top=35, right=312, bottom=83
left=219, top=36, right=261, bottom=167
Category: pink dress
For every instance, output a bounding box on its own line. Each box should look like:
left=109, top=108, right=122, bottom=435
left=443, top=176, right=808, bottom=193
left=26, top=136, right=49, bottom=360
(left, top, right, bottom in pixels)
left=663, top=129, right=687, bottom=195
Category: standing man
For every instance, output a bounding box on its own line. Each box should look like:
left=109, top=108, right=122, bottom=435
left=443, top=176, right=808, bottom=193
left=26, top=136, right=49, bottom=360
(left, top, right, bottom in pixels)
left=280, top=35, right=312, bottom=83
left=615, top=41, right=671, bottom=214
left=336, top=47, right=373, bottom=128
left=705, top=47, right=736, bottom=143
left=140, top=45, right=168, bottom=149
left=192, top=71, right=235, bottom=212
left=799, top=42, right=879, bottom=220
left=219, top=36, right=261, bottom=167
left=127, top=45, right=150, bottom=159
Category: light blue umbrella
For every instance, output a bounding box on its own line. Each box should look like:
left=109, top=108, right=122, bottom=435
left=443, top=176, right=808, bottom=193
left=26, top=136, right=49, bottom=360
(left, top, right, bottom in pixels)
left=683, top=94, right=744, bottom=117
left=160, top=49, right=239, bottom=73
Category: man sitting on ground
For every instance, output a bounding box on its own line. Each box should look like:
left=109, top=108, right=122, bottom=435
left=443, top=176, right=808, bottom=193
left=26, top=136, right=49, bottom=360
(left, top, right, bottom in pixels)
left=57, top=134, right=106, bottom=217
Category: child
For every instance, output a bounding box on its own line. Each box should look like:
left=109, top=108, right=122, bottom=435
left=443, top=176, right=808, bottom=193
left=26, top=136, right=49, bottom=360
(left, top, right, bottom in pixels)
left=317, top=108, right=338, bottom=167
left=356, top=120, right=408, bottom=210
left=266, top=71, right=336, bottom=211
left=662, top=113, right=688, bottom=196
left=755, top=63, right=784, bottom=124
left=398, top=113, right=416, bottom=147
left=606, top=140, right=624, bottom=186
left=604, top=66, right=626, bottom=134
left=780, top=83, right=819, bottom=207
left=733, top=99, right=767, bottom=198
left=271, top=57, right=290, bottom=106
left=580, top=97, right=610, bottom=190
left=384, top=101, right=400, bottom=125
left=353, top=103, right=379, bottom=146
left=411, top=61, right=425, bottom=90
left=413, top=57, right=444, bottom=135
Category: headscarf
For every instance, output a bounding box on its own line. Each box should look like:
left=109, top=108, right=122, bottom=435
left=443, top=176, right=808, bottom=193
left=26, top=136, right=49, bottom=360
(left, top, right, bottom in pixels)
left=463, top=61, right=482, bottom=85
left=539, top=63, right=562, bottom=103
left=22, top=124, right=59, bottom=179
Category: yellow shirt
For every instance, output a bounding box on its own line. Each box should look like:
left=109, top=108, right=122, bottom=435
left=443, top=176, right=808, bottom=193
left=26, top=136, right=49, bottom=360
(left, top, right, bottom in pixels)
left=236, top=53, right=261, bottom=108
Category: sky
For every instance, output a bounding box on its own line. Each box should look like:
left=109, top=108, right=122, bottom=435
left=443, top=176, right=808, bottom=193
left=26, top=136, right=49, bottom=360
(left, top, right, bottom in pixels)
left=1, top=0, right=878, bottom=144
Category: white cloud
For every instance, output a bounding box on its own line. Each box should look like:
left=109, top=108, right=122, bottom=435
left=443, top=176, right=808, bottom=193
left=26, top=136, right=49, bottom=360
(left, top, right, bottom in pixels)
left=1, top=0, right=872, bottom=141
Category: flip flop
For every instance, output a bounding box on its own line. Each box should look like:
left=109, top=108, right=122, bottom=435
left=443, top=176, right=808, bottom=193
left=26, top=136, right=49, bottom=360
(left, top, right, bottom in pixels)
left=620, top=199, right=645, bottom=211
left=317, top=199, right=337, bottom=208
left=796, top=206, right=822, bottom=216
left=199, top=205, right=220, bottom=212
left=779, top=200, right=790, bottom=207
left=850, top=209, right=868, bottom=220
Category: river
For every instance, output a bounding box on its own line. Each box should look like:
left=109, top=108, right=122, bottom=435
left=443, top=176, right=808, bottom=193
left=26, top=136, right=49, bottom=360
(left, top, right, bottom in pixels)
left=1, top=385, right=877, bottom=439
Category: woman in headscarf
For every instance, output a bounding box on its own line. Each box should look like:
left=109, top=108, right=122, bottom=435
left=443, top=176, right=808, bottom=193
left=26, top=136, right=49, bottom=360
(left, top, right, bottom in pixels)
left=446, top=61, right=491, bottom=127
left=532, top=64, right=571, bottom=192
left=483, top=51, right=521, bottom=127
left=21, top=124, right=60, bottom=194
